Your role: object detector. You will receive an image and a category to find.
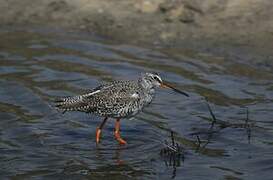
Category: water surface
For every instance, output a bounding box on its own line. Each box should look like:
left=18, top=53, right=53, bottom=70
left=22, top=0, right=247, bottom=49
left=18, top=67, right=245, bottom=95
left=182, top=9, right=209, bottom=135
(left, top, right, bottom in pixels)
left=0, top=28, right=273, bottom=180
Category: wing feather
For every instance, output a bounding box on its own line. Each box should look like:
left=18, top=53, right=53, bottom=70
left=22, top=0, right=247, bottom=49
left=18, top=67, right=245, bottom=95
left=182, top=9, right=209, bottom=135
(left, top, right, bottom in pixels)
left=54, top=80, right=141, bottom=117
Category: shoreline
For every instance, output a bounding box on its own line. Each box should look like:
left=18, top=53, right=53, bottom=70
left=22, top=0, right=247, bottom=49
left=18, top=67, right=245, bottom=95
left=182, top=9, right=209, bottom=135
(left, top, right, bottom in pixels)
left=1, top=0, right=273, bottom=51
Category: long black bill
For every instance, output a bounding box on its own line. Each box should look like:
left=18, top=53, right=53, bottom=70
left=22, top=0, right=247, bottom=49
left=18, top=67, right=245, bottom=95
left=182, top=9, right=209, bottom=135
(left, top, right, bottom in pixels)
left=161, top=82, right=189, bottom=97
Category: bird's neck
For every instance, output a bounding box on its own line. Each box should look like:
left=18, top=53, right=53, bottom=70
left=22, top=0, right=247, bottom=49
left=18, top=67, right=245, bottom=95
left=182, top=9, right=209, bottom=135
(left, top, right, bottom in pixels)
left=138, top=78, right=155, bottom=105
left=138, top=78, right=155, bottom=94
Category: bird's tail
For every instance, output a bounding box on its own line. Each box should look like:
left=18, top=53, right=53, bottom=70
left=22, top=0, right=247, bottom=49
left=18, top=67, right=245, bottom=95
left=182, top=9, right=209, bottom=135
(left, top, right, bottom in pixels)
left=54, top=95, right=88, bottom=113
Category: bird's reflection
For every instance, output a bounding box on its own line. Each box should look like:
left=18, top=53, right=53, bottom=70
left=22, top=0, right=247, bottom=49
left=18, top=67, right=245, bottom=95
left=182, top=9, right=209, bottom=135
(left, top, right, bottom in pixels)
left=93, top=143, right=151, bottom=179
left=113, top=145, right=126, bottom=165
left=95, top=143, right=127, bottom=166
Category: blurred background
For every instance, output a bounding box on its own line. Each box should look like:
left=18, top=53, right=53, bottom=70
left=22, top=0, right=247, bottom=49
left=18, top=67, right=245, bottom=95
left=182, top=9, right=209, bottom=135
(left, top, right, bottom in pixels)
left=1, top=0, right=273, bottom=179
left=1, top=0, right=273, bottom=49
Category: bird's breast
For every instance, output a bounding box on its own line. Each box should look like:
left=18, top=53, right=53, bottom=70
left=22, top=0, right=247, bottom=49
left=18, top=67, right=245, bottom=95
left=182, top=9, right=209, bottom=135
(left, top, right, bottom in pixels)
left=141, top=89, right=155, bottom=106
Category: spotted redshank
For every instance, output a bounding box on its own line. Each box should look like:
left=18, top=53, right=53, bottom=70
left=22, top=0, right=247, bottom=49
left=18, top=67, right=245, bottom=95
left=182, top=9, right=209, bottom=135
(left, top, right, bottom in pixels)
left=55, top=72, right=189, bottom=145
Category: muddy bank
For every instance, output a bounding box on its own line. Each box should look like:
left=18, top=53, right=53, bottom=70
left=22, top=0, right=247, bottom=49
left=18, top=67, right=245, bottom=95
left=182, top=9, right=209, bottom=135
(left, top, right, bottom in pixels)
left=1, top=0, right=273, bottom=49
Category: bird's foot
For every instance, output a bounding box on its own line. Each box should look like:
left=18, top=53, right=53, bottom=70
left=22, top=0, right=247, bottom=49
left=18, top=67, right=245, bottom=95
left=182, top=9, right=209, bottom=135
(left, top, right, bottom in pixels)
left=96, top=128, right=101, bottom=144
left=114, top=131, right=127, bottom=145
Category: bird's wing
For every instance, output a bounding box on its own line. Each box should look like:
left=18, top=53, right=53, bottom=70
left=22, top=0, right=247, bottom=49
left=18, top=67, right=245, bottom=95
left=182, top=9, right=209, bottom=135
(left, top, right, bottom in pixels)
left=84, top=81, right=141, bottom=115
left=54, top=85, right=113, bottom=112
left=55, top=81, right=140, bottom=115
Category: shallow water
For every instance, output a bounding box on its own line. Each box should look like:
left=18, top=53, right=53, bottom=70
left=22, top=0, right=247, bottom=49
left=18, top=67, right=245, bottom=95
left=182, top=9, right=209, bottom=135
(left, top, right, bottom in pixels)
left=0, top=28, right=273, bottom=180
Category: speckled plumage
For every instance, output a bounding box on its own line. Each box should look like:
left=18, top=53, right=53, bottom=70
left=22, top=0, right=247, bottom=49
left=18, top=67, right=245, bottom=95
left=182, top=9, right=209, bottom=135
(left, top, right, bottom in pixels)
left=55, top=73, right=162, bottom=118
left=55, top=72, right=189, bottom=144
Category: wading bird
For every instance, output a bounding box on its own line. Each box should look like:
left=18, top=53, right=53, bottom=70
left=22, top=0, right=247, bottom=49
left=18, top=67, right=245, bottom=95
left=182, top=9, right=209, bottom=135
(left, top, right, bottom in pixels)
left=55, top=72, right=189, bottom=145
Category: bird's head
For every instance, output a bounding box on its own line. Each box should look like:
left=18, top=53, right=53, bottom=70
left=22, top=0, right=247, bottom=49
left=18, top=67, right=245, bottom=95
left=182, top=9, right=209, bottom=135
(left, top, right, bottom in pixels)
left=141, top=72, right=189, bottom=97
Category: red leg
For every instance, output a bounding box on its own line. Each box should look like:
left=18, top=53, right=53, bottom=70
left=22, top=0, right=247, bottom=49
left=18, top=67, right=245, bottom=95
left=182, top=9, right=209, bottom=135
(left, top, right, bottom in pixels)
left=96, top=117, right=108, bottom=144
left=114, top=118, right=127, bottom=145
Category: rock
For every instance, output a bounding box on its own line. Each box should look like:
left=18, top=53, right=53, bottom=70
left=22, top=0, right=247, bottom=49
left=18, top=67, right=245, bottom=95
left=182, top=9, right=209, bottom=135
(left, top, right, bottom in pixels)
left=166, top=6, right=184, bottom=22
left=159, top=1, right=175, bottom=13
left=179, top=7, right=195, bottom=23
left=134, top=0, right=163, bottom=13
left=162, top=3, right=195, bottom=23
